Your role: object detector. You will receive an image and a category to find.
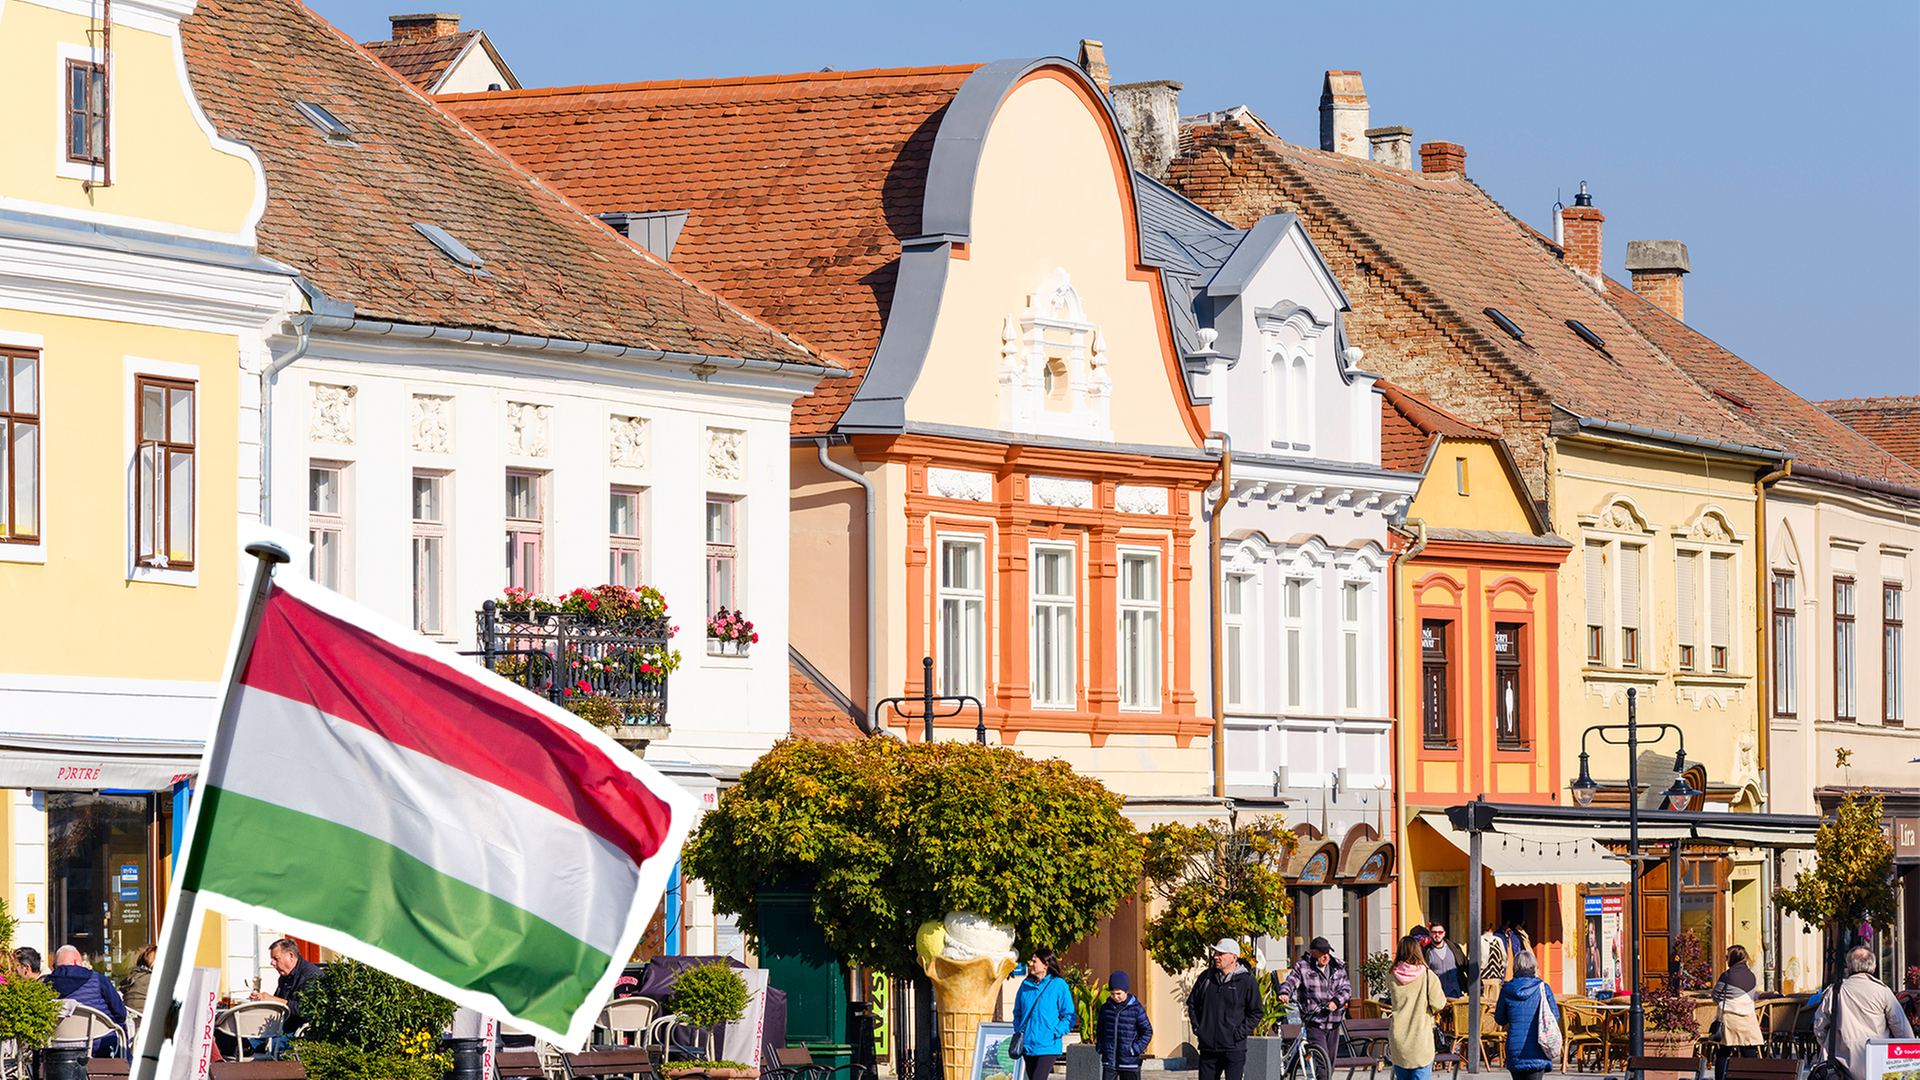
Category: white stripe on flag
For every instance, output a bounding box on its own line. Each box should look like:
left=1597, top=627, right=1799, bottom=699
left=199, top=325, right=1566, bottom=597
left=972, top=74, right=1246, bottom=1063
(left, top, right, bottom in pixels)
left=217, top=685, right=639, bottom=956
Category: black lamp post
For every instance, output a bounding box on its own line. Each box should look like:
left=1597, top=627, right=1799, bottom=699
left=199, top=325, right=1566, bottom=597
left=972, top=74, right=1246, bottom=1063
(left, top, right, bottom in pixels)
left=1569, top=687, right=1700, bottom=1059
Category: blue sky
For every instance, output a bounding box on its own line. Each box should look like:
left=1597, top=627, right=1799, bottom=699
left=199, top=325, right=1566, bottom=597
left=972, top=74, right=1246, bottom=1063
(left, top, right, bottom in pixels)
left=315, top=0, right=1920, bottom=401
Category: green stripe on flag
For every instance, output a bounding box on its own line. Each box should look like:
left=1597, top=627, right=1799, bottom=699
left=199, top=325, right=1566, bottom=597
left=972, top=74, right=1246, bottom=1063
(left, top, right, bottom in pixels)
left=185, top=786, right=613, bottom=1034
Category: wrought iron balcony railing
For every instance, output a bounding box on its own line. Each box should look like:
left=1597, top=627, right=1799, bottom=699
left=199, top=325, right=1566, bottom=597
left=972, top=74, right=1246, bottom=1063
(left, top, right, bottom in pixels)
left=468, top=600, right=671, bottom=727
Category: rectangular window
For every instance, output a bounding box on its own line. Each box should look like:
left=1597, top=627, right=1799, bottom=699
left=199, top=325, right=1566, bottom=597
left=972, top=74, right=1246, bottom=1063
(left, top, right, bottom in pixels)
left=1585, top=540, right=1606, bottom=664
left=411, top=472, right=447, bottom=635
left=1886, top=585, right=1904, bottom=726
left=1494, top=622, right=1524, bottom=748
left=1835, top=577, right=1856, bottom=722
left=1031, top=545, right=1076, bottom=707
left=0, top=349, right=40, bottom=543
left=1708, top=552, right=1731, bottom=672
left=135, top=376, right=194, bottom=570
left=1285, top=578, right=1306, bottom=709
left=308, top=462, right=346, bottom=593
left=608, top=486, right=643, bottom=587
left=1225, top=573, right=1253, bottom=709
left=1119, top=551, right=1161, bottom=710
left=1342, top=582, right=1363, bottom=710
left=938, top=537, right=986, bottom=699
left=705, top=496, right=739, bottom=616
left=1421, top=619, right=1451, bottom=747
left=1675, top=551, right=1697, bottom=671
left=1772, top=573, right=1797, bottom=717
left=1455, top=457, right=1469, bottom=495
left=1619, top=544, right=1642, bottom=668
left=65, top=60, right=107, bottom=165
left=505, top=470, right=544, bottom=594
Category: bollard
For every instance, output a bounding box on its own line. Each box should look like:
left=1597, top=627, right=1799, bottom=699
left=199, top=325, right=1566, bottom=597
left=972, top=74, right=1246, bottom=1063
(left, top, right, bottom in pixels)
left=42, top=1047, right=90, bottom=1080
left=442, top=1036, right=487, bottom=1080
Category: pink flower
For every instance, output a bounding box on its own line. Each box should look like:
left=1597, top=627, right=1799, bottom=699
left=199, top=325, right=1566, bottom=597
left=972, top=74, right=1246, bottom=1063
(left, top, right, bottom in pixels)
left=750, top=633, right=760, bottom=644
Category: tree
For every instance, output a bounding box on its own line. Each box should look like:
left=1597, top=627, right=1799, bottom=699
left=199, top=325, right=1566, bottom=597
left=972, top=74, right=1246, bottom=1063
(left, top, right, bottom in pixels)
left=684, top=737, right=1143, bottom=978
left=1140, top=818, right=1296, bottom=974
left=1773, top=791, right=1898, bottom=979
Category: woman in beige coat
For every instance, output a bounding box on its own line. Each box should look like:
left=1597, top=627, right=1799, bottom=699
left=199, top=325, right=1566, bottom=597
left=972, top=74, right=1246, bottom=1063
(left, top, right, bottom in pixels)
left=1711, top=945, right=1763, bottom=1080
left=1388, top=935, right=1448, bottom=1080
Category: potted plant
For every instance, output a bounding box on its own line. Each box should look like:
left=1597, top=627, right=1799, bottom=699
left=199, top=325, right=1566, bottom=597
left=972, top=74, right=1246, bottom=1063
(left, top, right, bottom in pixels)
left=665, top=962, right=751, bottom=1070
left=1639, top=973, right=1701, bottom=1056
left=0, top=974, right=62, bottom=1080
left=290, top=959, right=457, bottom=1080
left=706, top=608, right=758, bottom=655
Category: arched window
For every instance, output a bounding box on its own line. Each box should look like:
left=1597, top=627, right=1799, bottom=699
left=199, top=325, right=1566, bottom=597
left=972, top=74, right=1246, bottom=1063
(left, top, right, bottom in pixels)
left=1289, top=356, right=1311, bottom=448
left=1268, top=356, right=1288, bottom=446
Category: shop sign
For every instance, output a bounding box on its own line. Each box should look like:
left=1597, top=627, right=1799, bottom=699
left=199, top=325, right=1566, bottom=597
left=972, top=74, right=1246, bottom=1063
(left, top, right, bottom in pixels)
left=1895, top=818, right=1919, bottom=861
left=1583, top=895, right=1624, bottom=994
left=1300, top=851, right=1331, bottom=885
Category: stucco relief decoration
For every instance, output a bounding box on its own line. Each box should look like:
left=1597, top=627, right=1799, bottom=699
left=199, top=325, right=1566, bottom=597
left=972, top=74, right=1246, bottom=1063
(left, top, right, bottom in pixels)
left=410, top=394, right=452, bottom=453
left=1687, top=512, right=1734, bottom=543
left=505, top=401, right=551, bottom=457
left=928, top=467, right=992, bottom=502
left=706, top=428, right=745, bottom=480
left=1584, top=680, right=1657, bottom=708
left=1115, top=485, right=1169, bottom=515
left=1029, top=476, right=1093, bottom=509
left=998, top=268, right=1114, bottom=441
left=1676, top=682, right=1743, bottom=712
left=1595, top=500, right=1649, bottom=532
left=309, top=383, right=355, bottom=444
left=609, top=415, right=648, bottom=470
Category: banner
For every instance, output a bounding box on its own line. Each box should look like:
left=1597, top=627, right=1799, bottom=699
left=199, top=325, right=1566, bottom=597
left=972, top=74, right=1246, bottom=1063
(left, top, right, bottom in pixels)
left=1867, top=1040, right=1920, bottom=1080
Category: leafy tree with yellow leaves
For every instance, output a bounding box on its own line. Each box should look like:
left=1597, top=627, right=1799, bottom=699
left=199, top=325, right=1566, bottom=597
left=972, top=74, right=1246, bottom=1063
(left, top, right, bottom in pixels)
left=1141, top=819, right=1296, bottom=974
left=1773, top=790, right=1897, bottom=980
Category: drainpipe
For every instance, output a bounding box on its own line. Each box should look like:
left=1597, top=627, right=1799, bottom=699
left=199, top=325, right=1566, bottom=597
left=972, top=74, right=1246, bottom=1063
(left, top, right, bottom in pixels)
left=1207, top=432, right=1231, bottom=798
left=259, top=317, right=313, bottom=523
left=816, top=438, right=878, bottom=734
left=1391, top=518, right=1428, bottom=932
left=1754, top=460, right=1789, bottom=989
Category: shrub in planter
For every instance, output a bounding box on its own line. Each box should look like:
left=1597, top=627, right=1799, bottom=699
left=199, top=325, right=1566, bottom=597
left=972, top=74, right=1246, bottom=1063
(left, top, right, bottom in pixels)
left=668, top=963, right=749, bottom=1029
left=0, top=974, right=62, bottom=1050
left=291, top=960, right=456, bottom=1080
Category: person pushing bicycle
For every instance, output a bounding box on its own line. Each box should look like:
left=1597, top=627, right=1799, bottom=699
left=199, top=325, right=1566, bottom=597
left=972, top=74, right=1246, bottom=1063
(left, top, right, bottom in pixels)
left=1277, top=937, right=1353, bottom=1068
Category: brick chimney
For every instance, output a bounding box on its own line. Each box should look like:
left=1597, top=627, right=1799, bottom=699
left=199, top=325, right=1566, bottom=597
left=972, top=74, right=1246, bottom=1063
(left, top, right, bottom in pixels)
left=1319, top=71, right=1368, bottom=157
left=1625, top=240, right=1690, bottom=321
left=390, top=12, right=461, bottom=41
left=1366, top=126, right=1413, bottom=170
left=1420, top=141, right=1466, bottom=175
left=1110, top=80, right=1182, bottom=180
left=1078, top=40, right=1110, bottom=95
left=1559, top=182, right=1604, bottom=280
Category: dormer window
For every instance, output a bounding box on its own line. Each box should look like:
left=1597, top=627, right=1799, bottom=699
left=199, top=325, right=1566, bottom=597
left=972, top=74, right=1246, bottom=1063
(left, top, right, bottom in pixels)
left=294, top=100, right=355, bottom=144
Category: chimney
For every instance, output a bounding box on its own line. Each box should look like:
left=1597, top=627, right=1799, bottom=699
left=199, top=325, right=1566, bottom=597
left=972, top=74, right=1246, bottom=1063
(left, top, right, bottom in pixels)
left=1625, top=240, right=1690, bottom=321
left=1419, top=141, right=1466, bottom=175
left=1109, top=80, right=1182, bottom=181
left=1366, top=126, right=1413, bottom=170
left=1319, top=71, right=1368, bottom=157
left=390, top=12, right=461, bottom=41
left=1078, top=40, right=1111, bottom=95
left=1559, top=181, right=1605, bottom=280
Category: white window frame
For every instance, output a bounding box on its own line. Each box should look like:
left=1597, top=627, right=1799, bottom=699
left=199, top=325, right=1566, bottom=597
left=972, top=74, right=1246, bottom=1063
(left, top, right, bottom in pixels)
left=1675, top=549, right=1698, bottom=671
left=1582, top=533, right=1647, bottom=669
left=1708, top=551, right=1733, bottom=673
left=1029, top=541, right=1077, bottom=709
left=706, top=494, right=741, bottom=617
left=308, top=460, right=349, bottom=595
left=0, top=332, right=46, bottom=565
left=505, top=469, right=545, bottom=594
left=1771, top=571, right=1797, bottom=717
left=1341, top=579, right=1365, bottom=712
left=609, top=485, right=644, bottom=587
left=1118, top=547, right=1162, bottom=711
left=1886, top=583, right=1904, bottom=725
left=1284, top=575, right=1312, bottom=710
left=411, top=470, right=450, bottom=637
left=1225, top=571, right=1256, bottom=709
left=937, top=534, right=987, bottom=699
left=124, top=356, right=198, bottom=586
left=1836, top=576, right=1857, bottom=722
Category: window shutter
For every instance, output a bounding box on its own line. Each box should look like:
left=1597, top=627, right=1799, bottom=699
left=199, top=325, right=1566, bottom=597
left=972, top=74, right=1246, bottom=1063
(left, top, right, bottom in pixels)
left=1619, top=545, right=1642, bottom=629
left=1710, top=553, right=1731, bottom=648
left=1585, top=541, right=1606, bottom=626
left=1675, top=553, right=1696, bottom=647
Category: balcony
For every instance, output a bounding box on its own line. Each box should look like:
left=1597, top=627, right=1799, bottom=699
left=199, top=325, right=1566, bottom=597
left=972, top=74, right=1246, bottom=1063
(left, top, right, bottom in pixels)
left=469, top=589, right=679, bottom=740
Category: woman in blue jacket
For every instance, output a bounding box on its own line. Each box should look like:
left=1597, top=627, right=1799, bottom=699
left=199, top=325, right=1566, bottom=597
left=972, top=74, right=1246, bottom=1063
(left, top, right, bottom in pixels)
left=1492, top=949, right=1560, bottom=1080
left=1012, top=948, right=1077, bottom=1080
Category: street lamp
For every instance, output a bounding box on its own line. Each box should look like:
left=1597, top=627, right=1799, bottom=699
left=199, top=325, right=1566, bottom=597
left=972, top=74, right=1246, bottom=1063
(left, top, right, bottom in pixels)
left=1571, top=687, right=1698, bottom=1060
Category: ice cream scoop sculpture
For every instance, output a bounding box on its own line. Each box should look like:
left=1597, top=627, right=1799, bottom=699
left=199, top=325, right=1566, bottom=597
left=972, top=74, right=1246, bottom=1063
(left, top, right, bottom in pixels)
left=916, top=912, right=1018, bottom=1080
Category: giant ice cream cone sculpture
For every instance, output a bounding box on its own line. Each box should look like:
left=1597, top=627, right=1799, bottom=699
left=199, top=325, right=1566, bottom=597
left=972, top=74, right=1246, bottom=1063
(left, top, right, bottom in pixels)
left=916, top=913, right=1019, bottom=1080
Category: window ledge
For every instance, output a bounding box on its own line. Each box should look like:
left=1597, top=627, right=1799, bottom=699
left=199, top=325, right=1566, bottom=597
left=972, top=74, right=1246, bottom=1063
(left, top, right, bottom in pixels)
left=0, top=540, right=47, bottom=565
left=1582, top=666, right=1664, bottom=679
left=702, top=652, right=754, bottom=669
left=129, top=564, right=197, bottom=587
left=1673, top=672, right=1751, bottom=686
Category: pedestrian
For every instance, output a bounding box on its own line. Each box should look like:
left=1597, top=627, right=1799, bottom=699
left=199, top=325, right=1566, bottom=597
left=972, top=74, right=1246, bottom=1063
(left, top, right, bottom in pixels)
left=1095, top=970, right=1152, bottom=1080
left=119, top=944, right=157, bottom=1014
left=12, top=947, right=41, bottom=982
left=1493, top=949, right=1558, bottom=1080
left=1814, top=946, right=1914, bottom=1080
left=1277, top=937, right=1353, bottom=1068
left=1386, top=935, right=1447, bottom=1080
left=1424, top=924, right=1466, bottom=998
left=1711, top=945, right=1762, bottom=1080
left=1012, top=948, right=1075, bottom=1080
left=45, top=945, right=127, bottom=1057
left=1186, top=939, right=1264, bottom=1080
left=1479, top=926, right=1507, bottom=993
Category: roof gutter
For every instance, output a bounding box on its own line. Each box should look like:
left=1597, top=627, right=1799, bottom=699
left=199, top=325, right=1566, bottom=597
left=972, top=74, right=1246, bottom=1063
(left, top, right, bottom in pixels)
left=1567, top=412, right=1787, bottom=461
left=1774, top=461, right=1920, bottom=505
left=296, top=314, right=847, bottom=380
left=259, top=318, right=313, bottom=524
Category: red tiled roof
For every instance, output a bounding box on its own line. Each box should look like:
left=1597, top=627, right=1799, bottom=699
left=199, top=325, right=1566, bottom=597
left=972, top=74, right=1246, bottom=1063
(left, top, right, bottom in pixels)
left=180, top=0, right=825, bottom=370
left=1378, top=380, right=1494, bottom=471
left=361, top=31, right=476, bottom=91
left=788, top=650, right=865, bottom=743
left=438, top=65, right=979, bottom=435
left=1813, top=396, right=1920, bottom=474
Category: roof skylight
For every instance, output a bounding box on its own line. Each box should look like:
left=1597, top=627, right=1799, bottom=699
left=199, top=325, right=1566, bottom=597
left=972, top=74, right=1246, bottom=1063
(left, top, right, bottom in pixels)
left=1565, top=319, right=1608, bottom=352
left=294, top=100, right=354, bottom=142
left=1483, top=307, right=1527, bottom=345
left=411, top=222, right=489, bottom=275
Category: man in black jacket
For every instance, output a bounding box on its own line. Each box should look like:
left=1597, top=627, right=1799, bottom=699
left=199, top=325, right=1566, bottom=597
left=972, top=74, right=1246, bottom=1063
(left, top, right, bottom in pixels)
left=1186, top=939, right=1264, bottom=1080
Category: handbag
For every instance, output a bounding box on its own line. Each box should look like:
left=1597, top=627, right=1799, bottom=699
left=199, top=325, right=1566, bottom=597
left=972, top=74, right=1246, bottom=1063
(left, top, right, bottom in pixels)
left=1534, top=983, right=1563, bottom=1060
left=1807, top=981, right=1855, bottom=1080
left=1008, top=1032, right=1025, bottom=1060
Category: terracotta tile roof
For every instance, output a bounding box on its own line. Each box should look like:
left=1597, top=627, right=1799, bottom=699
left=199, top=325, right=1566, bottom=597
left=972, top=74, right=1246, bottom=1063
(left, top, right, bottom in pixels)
left=1378, top=380, right=1493, bottom=471
left=180, top=0, right=826, bottom=370
left=437, top=65, right=979, bottom=434
left=1601, top=282, right=1920, bottom=485
left=361, top=31, right=476, bottom=91
left=788, top=649, right=865, bottom=743
left=1813, top=396, right=1920, bottom=474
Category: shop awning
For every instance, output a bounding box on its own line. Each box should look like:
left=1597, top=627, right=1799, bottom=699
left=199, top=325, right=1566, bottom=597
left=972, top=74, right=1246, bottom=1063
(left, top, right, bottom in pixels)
left=0, top=732, right=201, bottom=791
left=1440, top=802, right=1823, bottom=850
left=1417, top=811, right=1629, bottom=886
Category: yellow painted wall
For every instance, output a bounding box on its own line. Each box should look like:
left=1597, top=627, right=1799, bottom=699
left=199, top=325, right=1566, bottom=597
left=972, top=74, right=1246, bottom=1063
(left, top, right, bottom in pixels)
left=1407, top=439, right=1534, bottom=533
left=0, top=1, right=257, bottom=236
left=0, top=308, right=242, bottom=682
left=903, top=73, right=1196, bottom=448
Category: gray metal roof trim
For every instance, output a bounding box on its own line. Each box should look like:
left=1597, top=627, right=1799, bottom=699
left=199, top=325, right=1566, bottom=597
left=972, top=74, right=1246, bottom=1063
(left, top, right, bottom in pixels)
left=1568, top=412, right=1787, bottom=462
left=1208, top=212, right=1352, bottom=316
left=1134, top=168, right=1233, bottom=237
left=1774, top=462, right=1920, bottom=506
left=0, top=208, right=300, bottom=276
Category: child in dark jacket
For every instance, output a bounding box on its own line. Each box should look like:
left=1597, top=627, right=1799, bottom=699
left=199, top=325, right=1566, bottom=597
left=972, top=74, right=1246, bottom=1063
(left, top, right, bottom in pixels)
left=1095, top=971, right=1154, bottom=1080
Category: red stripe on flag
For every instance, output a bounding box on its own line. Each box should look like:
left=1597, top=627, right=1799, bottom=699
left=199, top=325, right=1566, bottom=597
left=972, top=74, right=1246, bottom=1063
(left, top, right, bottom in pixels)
left=238, top=587, right=671, bottom=868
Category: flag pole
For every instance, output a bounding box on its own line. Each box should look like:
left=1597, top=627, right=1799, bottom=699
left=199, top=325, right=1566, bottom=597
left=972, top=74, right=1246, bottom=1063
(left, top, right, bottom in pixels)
left=134, top=541, right=290, bottom=1080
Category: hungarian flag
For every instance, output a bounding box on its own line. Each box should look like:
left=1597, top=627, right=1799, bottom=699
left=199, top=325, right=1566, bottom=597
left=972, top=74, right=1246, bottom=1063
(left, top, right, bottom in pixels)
left=182, top=580, right=694, bottom=1047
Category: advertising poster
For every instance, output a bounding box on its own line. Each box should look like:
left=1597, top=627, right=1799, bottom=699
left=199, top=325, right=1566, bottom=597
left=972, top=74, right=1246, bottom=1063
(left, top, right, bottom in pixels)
left=1583, top=895, right=1624, bottom=994
left=1866, top=1040, right=1920, bottom=1080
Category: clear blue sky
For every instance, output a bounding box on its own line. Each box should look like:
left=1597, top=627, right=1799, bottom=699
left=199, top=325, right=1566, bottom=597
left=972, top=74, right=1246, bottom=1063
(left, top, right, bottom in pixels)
left=314, top=0, right=1920, bottom=401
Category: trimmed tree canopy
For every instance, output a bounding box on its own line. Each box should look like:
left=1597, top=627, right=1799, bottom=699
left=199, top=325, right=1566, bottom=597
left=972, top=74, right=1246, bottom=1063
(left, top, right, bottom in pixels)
left=684, top=737, right=1142, bottom=978
left=1774, top=791, right=1898, bottom=937
left=1141, top=818, right=1295, bottom=974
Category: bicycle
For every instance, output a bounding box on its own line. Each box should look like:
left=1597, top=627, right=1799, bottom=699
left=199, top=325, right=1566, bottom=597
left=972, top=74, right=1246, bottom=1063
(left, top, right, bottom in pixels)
left=1273, top=1011, right=1336, bottom=1080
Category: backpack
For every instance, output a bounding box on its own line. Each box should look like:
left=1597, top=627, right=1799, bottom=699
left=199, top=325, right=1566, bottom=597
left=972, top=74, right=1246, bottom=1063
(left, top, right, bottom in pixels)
left=1534, top=983, right=1563, bottom=1060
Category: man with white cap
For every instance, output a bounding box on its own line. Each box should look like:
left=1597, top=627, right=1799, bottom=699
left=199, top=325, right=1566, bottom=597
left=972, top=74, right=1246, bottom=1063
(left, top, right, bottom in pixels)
left=1186, top=938, right=1264, bottom=1080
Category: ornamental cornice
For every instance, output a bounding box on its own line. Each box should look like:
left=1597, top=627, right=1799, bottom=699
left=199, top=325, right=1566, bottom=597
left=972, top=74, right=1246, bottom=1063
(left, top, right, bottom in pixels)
left=0, top=234, right=294, bottom=335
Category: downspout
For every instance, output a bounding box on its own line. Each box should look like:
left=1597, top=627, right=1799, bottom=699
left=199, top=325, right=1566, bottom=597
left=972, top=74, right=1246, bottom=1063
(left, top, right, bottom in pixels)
left=817, top=438, right=878, bottom=734
left=1755, top=459, right=1790, bottom=989
left=1208, top=432, right=1231, bottom=799
left=1391, top=518, right=1428, bottom=934
left=259, top=316, right=312, bottom=523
